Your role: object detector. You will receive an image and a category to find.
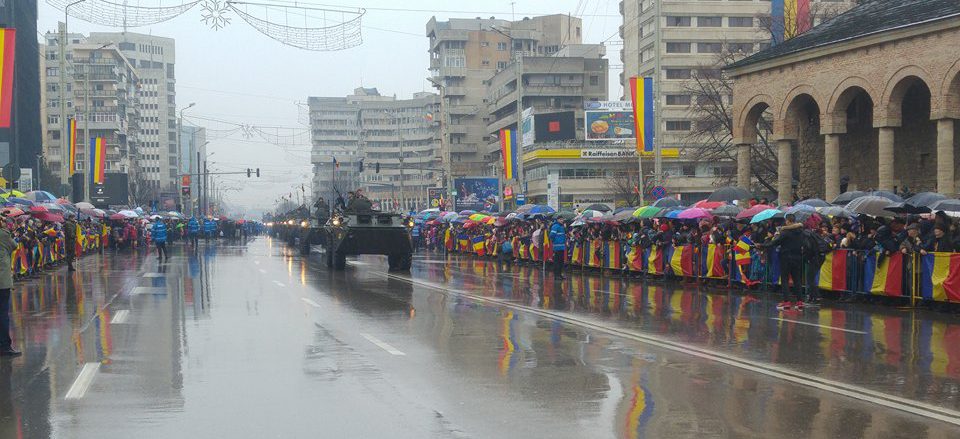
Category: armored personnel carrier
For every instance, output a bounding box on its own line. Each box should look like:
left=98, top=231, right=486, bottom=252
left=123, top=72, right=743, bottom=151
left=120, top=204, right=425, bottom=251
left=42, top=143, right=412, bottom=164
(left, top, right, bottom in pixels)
left=321, top=198, right=413, bottom=271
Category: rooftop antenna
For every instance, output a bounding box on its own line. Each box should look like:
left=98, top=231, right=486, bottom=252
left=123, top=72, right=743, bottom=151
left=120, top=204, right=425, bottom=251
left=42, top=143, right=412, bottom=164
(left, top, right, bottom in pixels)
left=511, top=2, right=515, bottom=21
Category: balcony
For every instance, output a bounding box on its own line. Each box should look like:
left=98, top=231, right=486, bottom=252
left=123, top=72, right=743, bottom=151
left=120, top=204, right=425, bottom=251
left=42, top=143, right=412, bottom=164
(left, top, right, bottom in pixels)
left=448, top=143, right=477, bottom=154
left=431, top=67, right=466, bottom=78
left=444, top=86, right=468, bottom=96
left=446, top=105, right=479, bottom=115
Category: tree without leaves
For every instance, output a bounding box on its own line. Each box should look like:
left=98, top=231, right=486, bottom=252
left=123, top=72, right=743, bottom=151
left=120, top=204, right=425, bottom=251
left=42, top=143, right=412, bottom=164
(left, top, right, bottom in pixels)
left=604, top=167, right=656, bottom=207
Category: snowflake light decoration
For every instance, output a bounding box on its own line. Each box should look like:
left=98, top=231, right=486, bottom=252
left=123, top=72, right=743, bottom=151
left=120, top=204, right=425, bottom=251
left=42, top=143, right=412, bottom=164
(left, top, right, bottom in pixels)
left=201, top=0, right=231, bottom=30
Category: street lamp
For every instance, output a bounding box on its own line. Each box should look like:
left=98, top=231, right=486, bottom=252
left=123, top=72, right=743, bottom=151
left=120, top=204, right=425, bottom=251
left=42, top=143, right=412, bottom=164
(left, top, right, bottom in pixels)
left=177, top=102, right=196, bottom=213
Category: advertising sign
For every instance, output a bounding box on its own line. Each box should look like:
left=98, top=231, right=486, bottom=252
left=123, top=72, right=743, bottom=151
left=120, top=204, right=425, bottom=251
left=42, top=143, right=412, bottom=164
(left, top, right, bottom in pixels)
left=453, top=177, right=499, bottom=212
left=91, top=173, right=129, bottom=208
left=580, top=148, right=637, bottom=159
left=533, top=111, right=576, bottom=142
left=428, top=187, right=446, bottom=208
left=547, top=172, right=560, bottom=211
left=520, top=107, right=535, bottom=147
left=17, top=168, right=31, bottom=192
left=584, top=101, right=636, bottom=141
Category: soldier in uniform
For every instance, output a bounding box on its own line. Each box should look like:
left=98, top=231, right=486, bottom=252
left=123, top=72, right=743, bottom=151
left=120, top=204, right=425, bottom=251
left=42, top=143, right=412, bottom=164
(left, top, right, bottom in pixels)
left=63, top=213, right=78, bottom=272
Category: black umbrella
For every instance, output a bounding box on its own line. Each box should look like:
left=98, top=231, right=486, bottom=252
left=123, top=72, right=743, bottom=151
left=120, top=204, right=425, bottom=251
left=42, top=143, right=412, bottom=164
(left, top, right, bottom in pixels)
left=869, top=190, right=904, bottom=203
left=796, top=198, right=831, bottom=208
left=904, top=192, right=946, bottom=208
left=651, top=198, right=683, bottom=208
left=555, top=210, right=577, bottom=220
left=707, top=186, right=753, bottom=202
left=846, top=196, right=895, bottom=218
left=928, top=199, right=960, bottom=213
left=883, top=202, right=931, bottom=215
left=582, top=203, right=612, bottom=212
left=711, top=204, right=743, bottom=217
left=831, top=191, right=867, bottom=205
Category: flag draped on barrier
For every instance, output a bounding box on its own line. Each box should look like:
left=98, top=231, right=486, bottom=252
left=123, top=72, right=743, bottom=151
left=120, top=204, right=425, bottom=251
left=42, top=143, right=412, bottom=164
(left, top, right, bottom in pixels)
left=646, top=245, right=664, bottom=274
left=670, top=245, right=695, bottom=277
left=864, top=252, right=904, bottom=296
left=471, top=235, right=486, bottom=256
left=818, top=249, right=849, bottom=292
left=920, top=252, right=960, bottom=302
left=605, top=241, right=621, bottom=269
left=627, top=245, right=644, bottom=271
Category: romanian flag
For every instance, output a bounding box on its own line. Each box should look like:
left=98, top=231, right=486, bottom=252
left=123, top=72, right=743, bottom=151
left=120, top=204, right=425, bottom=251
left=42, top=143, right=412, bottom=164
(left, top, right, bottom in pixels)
left=772, top=0, right=812, bottom=42
left=604, top=241, right=621, bottom=269
left=588, top=239, right=603, bottom=268
left=543, top=233, right=554, bottom=262
left=864, top=252, right=904, bottom=297
left=869, top=314, right=903, bottom=366
left=90, top=137, right=107, bottom=184
left=918, top=320, right=960, bottom=378
left=734, top=236, right=753, bottom=266
left=629, top=76, right=655, bottom=153
left=571, top=242, right=584, bottom=266
left=68, top=118, right=78, bottom=174
left=818, top=250, right=849, bottom=292
left=471, top=235, right=486, bottom=256
left=920, top=252, right=960, bottom=302
left=627, top=245, right=644, bottom=271
left=530, top=243, right=539, bottom=262
left=519, top=240, right=530, bottom=260
left=670, top=245, right=695, bottom=277
left=499, top=128, right=518, bottom=180
left=704, top=244, right=726, bottom=279
left=444, top=229, right=453, bottom=251
left=457, top=234, right=469, bottom=252
left=0, top=29, right=15, bottom=129
left=646, top=245, right=664, bottom=274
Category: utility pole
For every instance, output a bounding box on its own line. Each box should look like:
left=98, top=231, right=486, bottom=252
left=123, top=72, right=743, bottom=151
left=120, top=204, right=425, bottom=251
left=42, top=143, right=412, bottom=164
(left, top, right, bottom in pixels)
left=203, top=160, right=209, bottom=216
left=515, top=48, right=525, bottom=198
left=653, top=0, right=663, bottom=186
left=398, top=111, right=405, bottom=212
left=196, top=151, right=202, bottom=216
left=83, top=62, right=90, bottom=202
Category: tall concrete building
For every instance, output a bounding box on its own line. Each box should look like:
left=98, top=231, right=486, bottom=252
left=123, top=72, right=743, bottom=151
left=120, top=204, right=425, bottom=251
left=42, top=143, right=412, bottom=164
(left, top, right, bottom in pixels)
left=0, top=0, right=42, bottom=187
left=87, top=32, right=178, bottom=197
left=426, top=14, right=583, bottom=181
left=40, top=33, right=142, bottom=196
left=309, top=88, right=441, bottom=212
left=619, top=0, right=854, bottom=199
left=180, top=125, right=206, bottom=215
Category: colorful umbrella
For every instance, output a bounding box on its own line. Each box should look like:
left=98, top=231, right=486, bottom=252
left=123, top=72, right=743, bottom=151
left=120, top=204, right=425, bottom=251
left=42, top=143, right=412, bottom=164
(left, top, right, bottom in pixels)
left=677, top=207, right=714, bottom=220
left=7, top=197, right=34, bottom=206
left=633, top=206, right=662, bottom=219
left=440, top=212, right=459, bottom=222
left=692, top=199, right=725, bottom=210
left=735, top=204, right=774, bottom=220
left=468, top=213, right=489, bottom=221
left=482, top=216, right=496, bottom=225
left=463, top=220, right=480, bottom=229
left=459, top=210, right=476, bottom=216
left=32, top=212, right=65, bottom=223
left=24, top=190, right=58, bottom=203
left=749, top=208, right=782, bottom=223
left=0, top=207, right=24, bottom=217
left=28, top=205, right=48, bottom=213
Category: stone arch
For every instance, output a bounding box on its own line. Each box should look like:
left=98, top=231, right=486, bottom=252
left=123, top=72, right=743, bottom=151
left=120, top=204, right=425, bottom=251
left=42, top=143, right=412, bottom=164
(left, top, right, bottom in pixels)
left=879, top=65, right=935, bottom=127
left=886, top=73, right=936, bottom=191
left=828, top=83, right=877, bottom=193
left=824, top=76, right=878, bottom=134
left=940, top=57, right=960, bottom=119
left=735, top=94, right=775, bottom=144
left=777, top=84, right=822, bottom=139
left=780, top=91, right=823, bottom=198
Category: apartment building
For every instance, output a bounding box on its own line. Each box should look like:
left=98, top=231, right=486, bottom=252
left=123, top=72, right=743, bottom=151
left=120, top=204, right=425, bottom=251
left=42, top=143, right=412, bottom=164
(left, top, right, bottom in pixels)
left=426, top=14, right=583, bottom=181
left=620, top=1, right=855, bottom=200
left=309, top=88, right=440, bottom=211
left=40, top=33, right=141, bottom=186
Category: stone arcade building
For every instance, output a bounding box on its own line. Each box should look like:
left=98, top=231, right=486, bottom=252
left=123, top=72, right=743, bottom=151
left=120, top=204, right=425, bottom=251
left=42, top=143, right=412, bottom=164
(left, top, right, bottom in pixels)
left=727, top=0, right=960, bottom=202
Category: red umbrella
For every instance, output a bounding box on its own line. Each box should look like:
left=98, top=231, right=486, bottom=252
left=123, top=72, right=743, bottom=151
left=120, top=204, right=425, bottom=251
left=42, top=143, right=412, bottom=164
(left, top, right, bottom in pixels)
left=692, top=199, right=725, bottom=210
left=463, top=220, right=480, bottom=229
left=32, top=212, right=65, bottom=223
left=736, top=204, right=775, bottom=220
left=29, top=205, right=48, bottom=213
left=109, top=213, right=127, bottom=220
left=1, top=207, right=24, bottom=217
left=55, top=197, right=72, bottom=205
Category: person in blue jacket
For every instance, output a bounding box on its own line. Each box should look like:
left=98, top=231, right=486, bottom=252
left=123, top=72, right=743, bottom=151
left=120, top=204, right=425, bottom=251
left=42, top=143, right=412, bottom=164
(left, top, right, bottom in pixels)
left=204, top=218, right=216, bottom=239
left=152, top=218, right=168, bottom=260
left=549, top=217, right=568, bottom=279
left=187, top=217, right=200, bottom=247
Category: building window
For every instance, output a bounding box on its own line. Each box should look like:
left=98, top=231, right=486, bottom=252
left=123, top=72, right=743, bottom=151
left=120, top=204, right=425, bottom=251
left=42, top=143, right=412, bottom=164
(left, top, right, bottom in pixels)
left=697, top=16, right=722, bottom=27
left=728, top=43, right=754, bottom=53
left=697, top=42, right=722, bottom=53
left=497, top=42, right=507, bottom=51
left=665, top=94, right=691, bottom=106
left=666, top=16, right=691, bottom=27
left=666, top=42, right=691, bottom=53
left=665, top=68, right=692, bottom=79
left=118, top=42, right=135, bottom=51
left=729, top=17, right=754, bottom=27
left=696, top=68, right=722, bottom=79
left=496, top=61, right=508, bottom=69
left=45, top=67, right=59, bottom=77
left=589, top=75, right=599, bottom=86
left=480, top=41, right=489, bottom=47
left=666, top=120, right=692, bottom=131
left=481, top=60, right=490, bottom=66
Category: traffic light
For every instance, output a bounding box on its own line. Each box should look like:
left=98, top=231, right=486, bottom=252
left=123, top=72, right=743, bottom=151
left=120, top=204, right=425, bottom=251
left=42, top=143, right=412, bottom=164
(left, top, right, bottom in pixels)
left=181, top=186, right=190, bottom=196
left=358, top=159, right=364, bottom=172
left=247, top=168, right=252, bottom=177
left=256, top=168, right=260, bottom=177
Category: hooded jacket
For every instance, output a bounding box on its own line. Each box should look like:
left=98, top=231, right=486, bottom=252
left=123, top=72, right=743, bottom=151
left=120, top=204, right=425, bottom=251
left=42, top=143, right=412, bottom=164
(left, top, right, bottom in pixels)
left=764, top=223, right=804, bottom=259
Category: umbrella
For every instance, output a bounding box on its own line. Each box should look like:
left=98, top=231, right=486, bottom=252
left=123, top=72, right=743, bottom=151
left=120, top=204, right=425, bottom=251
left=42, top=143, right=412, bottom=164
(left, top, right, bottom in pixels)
left=32, top=212, right=65, bottom=223
left=75, top=202, right=95, bottom=210
left=883, top=202, right=931, bottom=215
left=555, top=210, right=577, bottom=220
left=796, top=198, right=831, bottom=208
left=468, top=213, right=488, bottom=221
left=581, top=204, right=612, bottom=213
left=612, top=209, right=639, bottom=223
left=458, top=210, right=476, bottom=216
left=117, top=210, right=139, bottom=218
left=677, top=207, right=713, bottom=220
left=929, top=199, right=960, bottom=213
left=80, top=207, right=105, bottom=218
left=651, top=198, right=683, bottom=208
left=576, top=210, right=605, bottom=221
left=845, top=196, right=895, bottom=217
left=482, top=216, right=496, bottom=225
left=440, top=212, right=459, bottom=222
left=7, top=197, right=33, bottom=206
left=462, top=220, right=480, bottom=229
left=735, top=204, right=775, bottom=220
left=0, top=207, right=24, bottom=217
left=750, top=208, right=783, bottom=223
left=785, top=204, right=816, bottom=215
left=904, top=192, right=946, bottom=208
left=707, top=186, right=752, bottom=202
left=633, top=206, right=661, bottom=219
left=425, top=219, right=440, bottom=226
left=711, top=204, right=743, bottom=217
left=654, top=207, right=683, bottom=218
left=868, top=191, right=903, bottom=203
left=692, top=199, right=725, bottom=210
left=55, top=197, right=72, bottom=205
left=108, top=213, right=126, bottom=221
left=28, top=205, right=48, bottom=213
left=24, top=190, right=58, bottom=203
left=665, top=209, right=683, bottom=219
left=831, top=191, right=867, bottom=205
left=525, top=205, right=556, bottom=215
left=1, top=190, right=25, bottom=198
left=817, top=206, right=856, bottom=218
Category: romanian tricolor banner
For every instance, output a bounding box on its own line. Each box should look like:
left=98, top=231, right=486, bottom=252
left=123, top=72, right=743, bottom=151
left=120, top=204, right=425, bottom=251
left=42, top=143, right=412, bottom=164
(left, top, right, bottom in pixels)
left=457, top=234, right=469, bottom=252
left=627, top=245, right=644, bottom=272
left=818, top=249, right=850, bottom=292
left=628, top=76, right=655, bottom=153
left=772, top=0, right=812, bottom=42
left=499, top=128, right=518, bottom=180
left=604, top=241, right=621, bottom=269
left=471, top=235, right=486, bottom=256
left=0, top=29, right=15, bottom=129
left=669, top=245, right=695, bottom=277
left=68, top=118, right=78, bottom=174
left=571, top=242, right=584, bottom=266
left=703, top=244, right=726, bottom=279
left=444, top=229, right=453, bottom=251
left=646, top=245, right=664, bottom=275
left=90, top=137, right=107, bottom=184
left=863, top=252, right=904, bottom=297
left=920, top=252, right=960, bottom=302
left=734, top=236, right=753, bottom=266
left=587, top=239, right=603, bottom=268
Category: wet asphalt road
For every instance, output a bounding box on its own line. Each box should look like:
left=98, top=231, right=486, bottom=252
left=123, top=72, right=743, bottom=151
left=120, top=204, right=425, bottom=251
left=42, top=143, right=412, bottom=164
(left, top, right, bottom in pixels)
left=2, top=237, right=960, bottom=438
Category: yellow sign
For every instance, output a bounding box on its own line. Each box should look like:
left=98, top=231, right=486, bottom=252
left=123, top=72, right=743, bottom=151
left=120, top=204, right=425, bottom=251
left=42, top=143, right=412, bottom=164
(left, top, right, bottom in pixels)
left=523, top=148, right=680, bottom=162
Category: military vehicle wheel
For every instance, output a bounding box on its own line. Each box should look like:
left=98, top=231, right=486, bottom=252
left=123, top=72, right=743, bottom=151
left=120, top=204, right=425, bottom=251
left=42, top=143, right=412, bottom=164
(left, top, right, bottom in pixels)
left=325, top=246, right=334, bottom=267
left=333, top=252, right=346, bottom=270
left=388, top=253, right=412, bottom=272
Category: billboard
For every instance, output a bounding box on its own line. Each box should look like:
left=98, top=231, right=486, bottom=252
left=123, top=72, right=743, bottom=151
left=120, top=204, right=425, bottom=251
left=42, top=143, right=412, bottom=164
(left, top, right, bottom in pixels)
left=91, top=173, right=129, bottom=208
left=428, top=187, right=446, bottom=208
left=520, top=107, right=535, bottom=147
left=584, top=101, right=636, bottom=142
left=453, top=177, right=499, bottom=212
left=533, top=111, right=576, bottom=142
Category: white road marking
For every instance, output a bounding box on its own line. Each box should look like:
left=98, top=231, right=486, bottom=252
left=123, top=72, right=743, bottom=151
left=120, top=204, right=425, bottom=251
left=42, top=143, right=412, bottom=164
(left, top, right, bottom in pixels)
left=300, top=297, right=321, bottom=308
left=772, top=317, right=867, bottom=334
left=258, top=269, right=267, bottom=274
left=141, top=273, right=164, bottom=278
left=360, top=333, right=406, bottom=356
left=110, top=310, right=129, bottom=324
left=273, top=281, right=287, bottom=288
left=347, top=260, right=371, bottom=266
left=64, top=363, right=100, bottom=400
left=383, top=272, right=960, bottom=427
left=254, top=260, right=260, bottom=265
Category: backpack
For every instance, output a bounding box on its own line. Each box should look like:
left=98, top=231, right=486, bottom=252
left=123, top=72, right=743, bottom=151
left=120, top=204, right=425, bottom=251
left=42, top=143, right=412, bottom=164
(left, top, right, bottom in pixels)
left=801, top=230, right=830, bottom=259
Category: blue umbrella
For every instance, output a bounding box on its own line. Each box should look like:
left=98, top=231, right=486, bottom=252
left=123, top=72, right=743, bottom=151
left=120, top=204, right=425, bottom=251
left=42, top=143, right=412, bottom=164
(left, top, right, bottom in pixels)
left=527, top=205, right=556, bottom=215
left=665, top=209, right=683, bottom=219
left=796, top=198, right=830, bottom=208
left=786, top=204, right=816, bottom=215
left=7, top=197, right=34, bottom=206
left=750, top=208, right=782, bottom=223
left=24, top=190, right=58, bottom=203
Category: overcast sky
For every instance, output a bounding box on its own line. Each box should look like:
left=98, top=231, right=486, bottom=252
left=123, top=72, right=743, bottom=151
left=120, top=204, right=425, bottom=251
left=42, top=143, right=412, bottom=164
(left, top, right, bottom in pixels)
left=38, top=0, right=623, bottom=215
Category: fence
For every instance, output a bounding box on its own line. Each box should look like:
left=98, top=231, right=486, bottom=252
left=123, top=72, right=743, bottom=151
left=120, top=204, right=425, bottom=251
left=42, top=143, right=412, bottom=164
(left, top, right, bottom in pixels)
left=448, top=236, right=960, bottom=306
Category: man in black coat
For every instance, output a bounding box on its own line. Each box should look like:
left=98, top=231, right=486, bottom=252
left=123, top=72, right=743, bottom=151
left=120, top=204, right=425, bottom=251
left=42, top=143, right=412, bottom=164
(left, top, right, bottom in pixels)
left=761, top=214, right=805, bottom=310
